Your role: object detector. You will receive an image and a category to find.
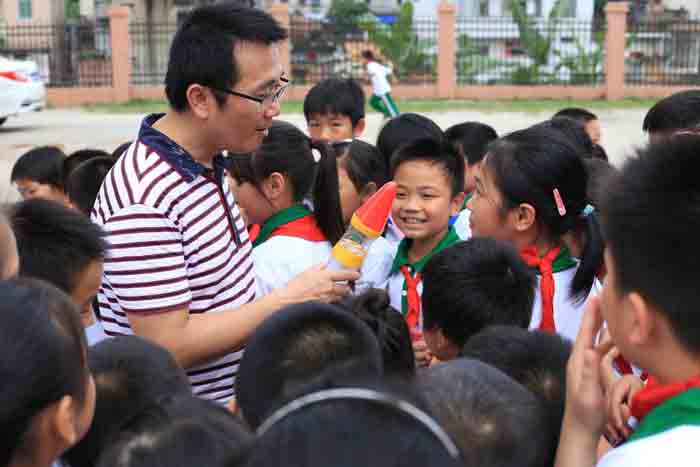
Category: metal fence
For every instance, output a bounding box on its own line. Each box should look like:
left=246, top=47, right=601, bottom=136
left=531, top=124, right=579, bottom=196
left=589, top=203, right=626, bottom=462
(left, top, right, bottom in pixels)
left=456, top=17, right=605, bottom=85
left=0, top=20, right=112, bottom=87
left=289, top=16, right=438, bottom=85
left=130, top=22, right=178, bottom=86
left=625, top=20, right=700, bottom=85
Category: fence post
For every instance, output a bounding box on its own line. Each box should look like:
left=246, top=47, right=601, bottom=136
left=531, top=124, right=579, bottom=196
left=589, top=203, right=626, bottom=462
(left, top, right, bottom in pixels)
left=269, top=3, right=292, bottom=78
left=109, top=6, right=131, bottom=102
left=437, top=2, right=456, bottom=98
left=604, top=2, right=629, bottom=100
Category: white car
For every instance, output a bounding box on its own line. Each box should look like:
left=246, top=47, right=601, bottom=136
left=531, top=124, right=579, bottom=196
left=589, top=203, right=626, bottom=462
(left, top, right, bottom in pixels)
left=0, top=56, right=46, bottom=126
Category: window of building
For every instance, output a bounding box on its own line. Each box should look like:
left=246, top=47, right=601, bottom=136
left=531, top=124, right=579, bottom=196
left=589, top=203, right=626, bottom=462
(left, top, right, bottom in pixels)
left=18, top=0, right=32, bottom=19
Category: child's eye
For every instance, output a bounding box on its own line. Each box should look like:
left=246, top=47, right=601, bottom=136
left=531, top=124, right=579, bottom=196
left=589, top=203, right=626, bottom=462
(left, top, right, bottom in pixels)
left=396, top=192, right=407, bottom=199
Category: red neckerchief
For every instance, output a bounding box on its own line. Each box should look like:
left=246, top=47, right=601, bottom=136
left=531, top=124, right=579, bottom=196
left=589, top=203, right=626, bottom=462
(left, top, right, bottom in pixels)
left=520, top=245, right=562, bottom=333
left=269, top=215, right=326, bottom=242
left=400, top=266, right=422, bottom=341
left=630, top=375, right=700, bottom=421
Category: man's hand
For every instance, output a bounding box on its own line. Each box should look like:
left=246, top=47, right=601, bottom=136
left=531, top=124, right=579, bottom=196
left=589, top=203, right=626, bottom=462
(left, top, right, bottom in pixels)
left=281, top=263, right=360, bottom=305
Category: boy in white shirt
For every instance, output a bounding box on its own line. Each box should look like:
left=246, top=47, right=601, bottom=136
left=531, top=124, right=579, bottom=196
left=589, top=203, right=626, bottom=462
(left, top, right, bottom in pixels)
left=361, top=50, right=399, bottom=119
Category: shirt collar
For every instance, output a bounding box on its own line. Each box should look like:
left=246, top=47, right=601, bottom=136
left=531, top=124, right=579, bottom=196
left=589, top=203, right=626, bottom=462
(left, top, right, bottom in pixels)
left=390, top=226, right=461, bottom=275
left=139, top=113, right=227, bottom=183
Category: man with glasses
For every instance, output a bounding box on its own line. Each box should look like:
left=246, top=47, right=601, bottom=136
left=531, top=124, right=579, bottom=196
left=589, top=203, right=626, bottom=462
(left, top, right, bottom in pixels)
left=92, top=3, right=358, bottom=403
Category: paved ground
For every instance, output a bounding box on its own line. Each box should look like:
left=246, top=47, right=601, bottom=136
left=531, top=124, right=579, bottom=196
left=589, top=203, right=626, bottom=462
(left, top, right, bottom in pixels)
left=0, top=107, right=651, bottom=203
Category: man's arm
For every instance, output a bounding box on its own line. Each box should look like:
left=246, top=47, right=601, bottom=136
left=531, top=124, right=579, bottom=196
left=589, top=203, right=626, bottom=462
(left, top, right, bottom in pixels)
left=129, top=264, right=357, bottom=369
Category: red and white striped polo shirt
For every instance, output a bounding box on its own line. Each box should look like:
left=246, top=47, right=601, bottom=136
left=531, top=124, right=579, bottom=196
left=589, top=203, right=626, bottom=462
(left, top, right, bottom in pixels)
left=92, top=114, right=256, bottom=402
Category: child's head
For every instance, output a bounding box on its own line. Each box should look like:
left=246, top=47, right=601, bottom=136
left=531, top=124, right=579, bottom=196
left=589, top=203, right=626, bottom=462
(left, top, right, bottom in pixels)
left=361, top=49, right=376, bottom=63
left=461, top=326, right=572, bottom=464
left=376, top=113, right=444, bottom=174
left=226, top=120, right=344, bottom=243
left=416, top=358, right=549, bottom=467
left=244, top=384, right=460, bottom=467
left=553, top=107, right=600, bottom=145
left=540, top=117, right=595, bottom=158
left=96, top=395, right=251, bottom=467
left=338, top=288, right=416, bottom=379
left=11, top=146, right=68, bottom=203
left=63, top=149, right=111, bottom=186
left=444, top=122, right=498, bottom=193
left=390, top=137, right=465, bottom=244
left=643, top=90, right=700, bottom=143
left=600, top=134, right=700, bottom=373
left=335, top=139, right=388, bottom=224
left=11, top=199, right=107, bottom=320
left=421, top=239, right=535, bottom=361
left=469, top=125, right=603, bottom=303
left=0, top=278, right=95, bottom=467
left=62, top=336, right=191, bottom=467
left=0, top=213, right=19, bottom=279
left=236, top=301, right=383, bottom=428
left=66, top=157, right=116, bottom=216
left=304, top=78, right=366, bottom=141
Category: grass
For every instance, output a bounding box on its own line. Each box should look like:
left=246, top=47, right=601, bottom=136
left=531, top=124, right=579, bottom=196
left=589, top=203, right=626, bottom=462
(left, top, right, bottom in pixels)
left=83, top=97, right=660, bottom=115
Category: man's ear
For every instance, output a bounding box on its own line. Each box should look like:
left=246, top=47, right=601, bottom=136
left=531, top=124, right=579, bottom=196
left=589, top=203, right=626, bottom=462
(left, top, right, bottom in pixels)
left=186, top=84, right=216, bottom=120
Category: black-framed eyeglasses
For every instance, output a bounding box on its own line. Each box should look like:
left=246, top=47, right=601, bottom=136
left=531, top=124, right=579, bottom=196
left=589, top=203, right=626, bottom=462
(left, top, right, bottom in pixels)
left=211, top=77, right=289, bottom=111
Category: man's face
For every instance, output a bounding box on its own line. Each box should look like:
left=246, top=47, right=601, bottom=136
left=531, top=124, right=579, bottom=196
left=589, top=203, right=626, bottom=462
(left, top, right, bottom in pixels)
left=213, top=42, right=284, bottom=154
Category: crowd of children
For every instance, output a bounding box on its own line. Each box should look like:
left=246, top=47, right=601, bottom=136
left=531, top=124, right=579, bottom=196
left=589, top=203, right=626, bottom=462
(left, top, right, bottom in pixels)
left=4, top=4, right=700, bottom=467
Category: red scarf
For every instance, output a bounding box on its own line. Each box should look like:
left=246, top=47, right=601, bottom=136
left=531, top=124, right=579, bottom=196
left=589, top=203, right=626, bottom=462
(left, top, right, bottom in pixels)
left=269, top=216, right=326, bottom=242
left=630, top=375, right=700, bottom=421
left=400, top=266, right=423, bottom=341
left=520, top=245, right=562, bottom=333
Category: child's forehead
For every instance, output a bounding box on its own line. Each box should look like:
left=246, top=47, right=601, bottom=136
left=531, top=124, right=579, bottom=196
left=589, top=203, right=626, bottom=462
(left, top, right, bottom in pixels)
left=307, top=112, right=352, bottom=122
left=394, top=159, right=451, bottom=184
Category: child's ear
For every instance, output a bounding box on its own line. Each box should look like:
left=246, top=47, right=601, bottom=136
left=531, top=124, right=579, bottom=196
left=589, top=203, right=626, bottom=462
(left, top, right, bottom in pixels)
left=360, top=182, right=378, bottom=203
left=353, top=118, right=366, bottom=138
left=50, top=395, right=81, bottom=449
left=513, top=203, right=536, bottom=232
left=627, top=291, right=656, bottom=347
left=263, top=172, right=286, bottom=201
left=450, top=192, right=466, bottom=216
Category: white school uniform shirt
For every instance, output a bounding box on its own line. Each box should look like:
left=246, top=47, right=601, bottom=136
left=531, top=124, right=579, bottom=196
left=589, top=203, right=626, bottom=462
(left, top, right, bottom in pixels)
left=597, top=426, right=700, bottom=467
left=529, top=264, right=596, bottom=343
left=85, top=320, right=109, bottom=346
left=453, top=209, right=472, bottom=240
left=253, top=235, right=397, bottom=298
left=367, top=61, right=392, bottom=96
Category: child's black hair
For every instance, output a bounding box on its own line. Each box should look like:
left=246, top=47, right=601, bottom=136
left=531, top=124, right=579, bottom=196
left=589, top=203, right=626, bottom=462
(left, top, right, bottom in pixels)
left=243, top=382, right=461, bottom=467
left=416, top=358, right=549, bottom=467
left=538, top=117, right=594, bottom=158
left=96, top=395, right=251, bottom=467
left=111, top=142, right=132, bottom=160
left=376, top=113, right=444, bottom=174
left=63, top=149, right=111, bottom=186
left=11, top=145, right=66, bottom=188
left=461, top=326, right=572, bottom=465
left=390, top=137, right=464, bottom=197
left=483, top=126, right=604, bottom=303
left=582, top=157, right=617, bottom=209
left=444, top=121, right=498, bottom=165
left=66, top=157, right=116, bottom=216
left=62, top=336, right=191, bottom=467
left=226, top=120, right=345, bottom=243
left=336, top=139, right=389, bottom=194
left=553, top=107, right=598, bottom=123
left=11, top=198, right=108, bottom=295
left=591, top=143, right=609, bottom=162
left=338, top=288, right=415, bottom=379
left=235, top=301, right=383, bottom=428
left=642, top=90, right=700, bottom=134
left=602, top=134, right=700, bottom=355
left=361, top=49, right=376, bottom=61
left=422, top=239, right=535, bottom=350
left=0, top=278, right=88, bottom=467
left=303, top=78, right=366, bottom=127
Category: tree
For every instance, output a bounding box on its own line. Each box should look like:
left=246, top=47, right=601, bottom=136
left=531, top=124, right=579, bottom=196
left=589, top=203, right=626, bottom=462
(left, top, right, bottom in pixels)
left=326, top=0, right=370, bottom=36
left=359, top=1, right=435, bottom=80
left=66, top=0, right=81, bottom=19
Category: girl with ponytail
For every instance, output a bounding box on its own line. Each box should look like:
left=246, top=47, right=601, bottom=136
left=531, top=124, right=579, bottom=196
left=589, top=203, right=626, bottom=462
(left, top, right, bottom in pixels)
left=226, top=120, right=345, bottom=297
left=468, top=125, right=604, bottom=342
